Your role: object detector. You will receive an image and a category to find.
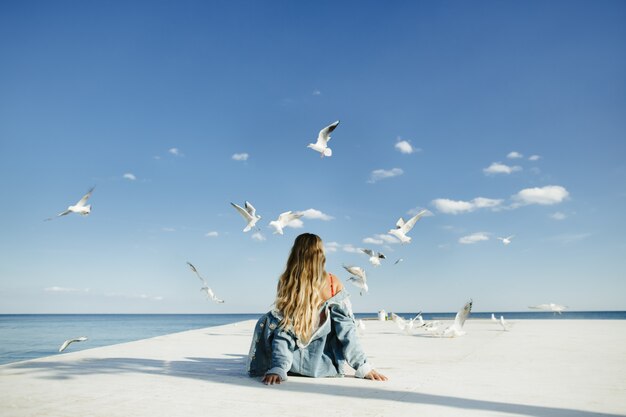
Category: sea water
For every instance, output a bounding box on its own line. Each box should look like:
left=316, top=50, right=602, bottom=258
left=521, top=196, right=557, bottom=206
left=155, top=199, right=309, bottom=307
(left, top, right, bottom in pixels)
left=1, top=311, right=624, bottom=365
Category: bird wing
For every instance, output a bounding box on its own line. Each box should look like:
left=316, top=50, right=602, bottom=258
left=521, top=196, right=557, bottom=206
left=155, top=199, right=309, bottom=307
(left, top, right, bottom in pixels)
left=59, top=340, right=71, bottom=352
left=378, top=253, right=386, bottom=259
left=278, top=211, right=303, bottom=226
left=361, top=248, right=374, bottom=257
left=395, top=217, right=405, bottom=228
left=187, top=261, right=207, bottom=285
left=231, top=202, right=253, bottom=221
left=506, top=235, right=515, bottom=240
left=454, top=299, right=473, bottom=329
left=75, top=187, right=95, bottom=207
left=244, top=201, right=257, bottom=216
left=401, top=210, right=427, bottom=233
left=56, top=209, right=72, bottom=217
left=317, top=120, right=340, bottom=144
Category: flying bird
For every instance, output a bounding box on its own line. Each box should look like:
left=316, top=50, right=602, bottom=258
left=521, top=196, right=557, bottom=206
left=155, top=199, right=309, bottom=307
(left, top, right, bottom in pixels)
left=231, top=201, right=261, bottom=232
left=187, top=261, right=224, bottom=303
left=268, top=211, right=303, bottom=235
left=497, top=235, right=515, bottom=245
left=307, top=120, right=340, bottom=157
left=391, top=312, right=422, bottom=334
left=361, top=249, right=386, bottom=267
left=343, top=265, right=368, bottom=295
left=46, top=187, right=95, bottom=221
left=388, top=209, right=429, bottom=244
left=59, top=336, right=88, bottom=352
left=529, top=303, right=567, bottom=314
left=440, top=299, right=473, bottom=337
left=394, top=258, right=403, bottom=265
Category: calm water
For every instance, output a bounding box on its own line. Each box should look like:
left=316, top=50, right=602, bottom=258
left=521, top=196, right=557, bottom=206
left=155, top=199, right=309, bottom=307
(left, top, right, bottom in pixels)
left=1, top=311, right=624, bottom=365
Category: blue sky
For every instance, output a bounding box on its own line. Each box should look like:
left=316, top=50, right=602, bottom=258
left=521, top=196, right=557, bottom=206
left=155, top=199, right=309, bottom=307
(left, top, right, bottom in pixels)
left=1, top=1, right=624, bottom=313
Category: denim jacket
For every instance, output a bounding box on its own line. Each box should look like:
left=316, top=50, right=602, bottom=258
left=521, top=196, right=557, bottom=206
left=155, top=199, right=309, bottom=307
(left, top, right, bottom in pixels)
left=247, top=289, right=373, bottom=381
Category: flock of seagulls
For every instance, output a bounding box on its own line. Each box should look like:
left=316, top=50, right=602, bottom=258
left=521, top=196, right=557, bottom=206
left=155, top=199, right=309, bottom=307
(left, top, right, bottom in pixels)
left=47, top=120, right=562, bottom=351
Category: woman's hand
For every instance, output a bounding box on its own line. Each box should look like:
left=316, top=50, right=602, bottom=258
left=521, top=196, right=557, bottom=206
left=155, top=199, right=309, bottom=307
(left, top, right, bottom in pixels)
left=262, top=373, right=282, bottom=385
left=365, top=369, right=388, bottom=381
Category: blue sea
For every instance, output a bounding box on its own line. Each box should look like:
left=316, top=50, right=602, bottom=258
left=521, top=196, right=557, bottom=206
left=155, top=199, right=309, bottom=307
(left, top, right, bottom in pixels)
left=1, top=311, right=624, bottom=366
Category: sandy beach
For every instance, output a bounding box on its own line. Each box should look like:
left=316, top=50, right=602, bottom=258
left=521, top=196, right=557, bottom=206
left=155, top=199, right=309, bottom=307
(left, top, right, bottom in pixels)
left=1, top=318, right=625, bottom=417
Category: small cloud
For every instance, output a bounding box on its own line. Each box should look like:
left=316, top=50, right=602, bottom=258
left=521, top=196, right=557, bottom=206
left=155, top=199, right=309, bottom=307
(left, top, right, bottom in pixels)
left=512, top=185, right=569, bottom=206
left=324, top=242, right=340, bottom=253
left=507, top=151, right=524, bottom=159
left=459, top=232, right=490, bottom=244
left=549, top=233, right=591, bottom=244
left=324, top=242, right=359, bottom=253
left=285, top=218, right=304, bottom=229
left=368, top=168, right=404, bottom=183
left=300, top=208, right=334, bottom=221
left=394, top=139, right=417, bottom=154
left=162, top=227, right=176, bottom=232
left=312, top=89, right=322, bottom=96
left=232, top=153, right=249, bottom=161
left=342, top=244, right=360, bottom=253
left=44, top=286, right=89, bottom=293
left=363, top=237, right=384, bottom=245
left=550, top=212, right=567, bottom=221
left=530, top=167, right=542, bottom=175
left=251, top=232, right=266, bottom=241
left=153, top=156, right=162, bottom=160
left=123, top=173, right=137, bottom=181
left=529, top=155, right=541, bottom=161
left=432, top=197, right=503, bottom=214
left=168, top=148, right=182, bottom=157
left=205, top=231, right=219, bottom=237
left=483, top=162, right=522, bottom=175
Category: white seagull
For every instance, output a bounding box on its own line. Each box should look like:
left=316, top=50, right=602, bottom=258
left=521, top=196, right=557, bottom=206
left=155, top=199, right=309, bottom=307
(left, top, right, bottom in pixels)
left=343, top=265, right=368, bottom=295
left=59, top=336, right=88, bottom=352
left=46, top=187, right=95, bottom=220
left=231, top=201, right=261, bottom=232
left=391, top=312, right=422, bottom=334
left=440, top=299, right=473, bottom=337
left=388, top=209, right=429, bottom=244
left=307, top=120, right=340, bottom=157
left=187, top=261, right=225, bottom=303
left=529, top=303, right=567, bottom=314
left=497, top=235, right=515, bottom=245
left=361, top=249, right=386, bottom=267
left=499, top=315, right=509, bottom=331
left=394, top=258, right=403, bottom=265
left=491, top=313, right=497, bottom=322
left=268, top=211, right=303, bottom=235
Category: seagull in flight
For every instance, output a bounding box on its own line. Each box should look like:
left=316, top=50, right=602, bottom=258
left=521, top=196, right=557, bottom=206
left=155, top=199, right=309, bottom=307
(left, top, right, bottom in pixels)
left=46, top=187, right=95, bottom=220
left=394, top=258, right=403, bottom=265
left=388, top=209, right=429, bottom=244
left=268, top=211, right=303, bottom=235
left=307, top=120, right=339, bottom=157
left=529, top=303, right=567, bottom=314
left=187, top=262, right=224, bottom=303
left=440, top=299, right=473, bottom=337
left=231, top=201, right=261, bottom=232
left=497, top=235, right=515, bottom=245
left=361, top=249, right=386, bottom=267
left=59, top=336, right=88, bottom=352
left=343, top=265, right=368, bottom=295
left=391, top=312, right=422, bottom=334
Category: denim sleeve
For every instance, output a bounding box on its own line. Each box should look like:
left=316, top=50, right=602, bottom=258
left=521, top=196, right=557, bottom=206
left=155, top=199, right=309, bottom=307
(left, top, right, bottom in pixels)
left=266, top=330, right=295, bottom=381
left=330, top=301, right=373, bottom=378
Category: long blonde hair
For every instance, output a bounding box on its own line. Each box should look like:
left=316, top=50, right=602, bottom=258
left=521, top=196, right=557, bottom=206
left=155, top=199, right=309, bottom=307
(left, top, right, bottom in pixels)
left=275, top=233, right=327, bottom=344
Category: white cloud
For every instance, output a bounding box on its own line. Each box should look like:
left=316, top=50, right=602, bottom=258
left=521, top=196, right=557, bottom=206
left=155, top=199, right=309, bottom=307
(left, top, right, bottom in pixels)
left=44, top=286, right=89, bottom=293
left=324, top=242, right=360, bottom=253
left=432, top=197, right=503, bottom=214
left=251, top=232, right=266, bottom=241
left=312, top=89, right=321, bottom=96
left=550, top=212, right=567, bottom=220
left=513, top=185, right=569, bottom=206
left=232, top=153, right=249, bottom=161
left=368, top=168, right=404, bottom=183
left=300, top=208, right=334, bottom=221
left=342, top=244, right=360, bottom=253
left=363, top=237, right=384, bottom=245
left=205, top=231, right=219, bottom=237
left=483, top=162, right=522, bottom=175
left=324, top=242, right=340, bottom=253
left=395, top=140, right=415, bottom=154
left=529, top=155, right=541, bottom=161
left=507, top=151, right=524, bottom=159
left=168, top=148, right=182, bottom=156
left=162, top=227, right=176, bottom=232
left=549, top=233, right=591, bottom=244
left=459, top=232, right=490, bottom=244
left=123, top=173, right=137, bottom=181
